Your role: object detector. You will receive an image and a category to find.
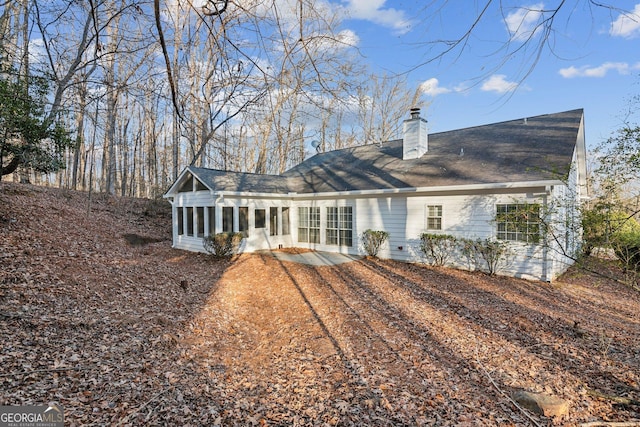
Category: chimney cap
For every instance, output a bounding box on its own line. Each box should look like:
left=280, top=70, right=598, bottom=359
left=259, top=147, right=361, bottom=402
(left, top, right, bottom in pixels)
left=410, top=107, right=421, bottom=119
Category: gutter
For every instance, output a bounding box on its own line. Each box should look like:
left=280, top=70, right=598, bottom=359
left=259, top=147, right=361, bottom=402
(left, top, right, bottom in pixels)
left=206, top=179, right=566, bottom=200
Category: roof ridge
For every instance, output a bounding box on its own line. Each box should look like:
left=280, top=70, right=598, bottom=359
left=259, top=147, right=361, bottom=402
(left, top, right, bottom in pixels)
left=189, top=165, right=285, bottom=178
left=428, top=108, right=584, bottom=136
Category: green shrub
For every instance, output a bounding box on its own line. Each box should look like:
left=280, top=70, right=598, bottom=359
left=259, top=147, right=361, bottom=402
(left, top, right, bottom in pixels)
left=361, top=229, right=389, bottom=257
left=581, top=206, right=608, bottom=256
left=612, top=228, right=640, bottom=271
left=582, top=206, right=640, bottom=257
left=419, top=233, right=457, bottom=266
left=202, top=232, right=243, bottom=258
left=461, top=238, right=510, bottom=275
left=584, top=208, right=640, bottom=271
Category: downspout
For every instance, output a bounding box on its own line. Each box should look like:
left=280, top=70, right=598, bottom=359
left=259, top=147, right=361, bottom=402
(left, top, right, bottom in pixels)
left=542, top=186, right=552, bottom=282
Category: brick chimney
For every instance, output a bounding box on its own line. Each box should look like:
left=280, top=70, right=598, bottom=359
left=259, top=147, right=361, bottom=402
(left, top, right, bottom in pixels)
left=402, top=107, right=428, bottom=160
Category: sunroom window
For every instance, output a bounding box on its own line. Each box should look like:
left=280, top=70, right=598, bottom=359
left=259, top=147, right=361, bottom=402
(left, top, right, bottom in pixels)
left=177, top=208, right=184, bottom=235
left=239, top=207, right=249, bottom=236
left=223, top=207, right=234, bottom=233
left=207, top=206, right=215, bottom=235
left=186, top=207, right=194, bottom=236
left=282, top=207, right=290, bottom=235
left=255, top=209, right=266, bottom=229
left=196, top=207, right=205, bottom=237
left=270, top=207, right=278, bottom=236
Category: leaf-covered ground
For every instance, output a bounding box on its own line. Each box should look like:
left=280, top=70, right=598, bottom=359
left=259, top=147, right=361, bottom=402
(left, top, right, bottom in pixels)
left=1, top=182, right=639, bottom=426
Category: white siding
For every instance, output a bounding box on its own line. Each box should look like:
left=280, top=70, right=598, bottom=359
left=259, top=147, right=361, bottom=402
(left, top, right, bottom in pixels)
left=344, top=192, right=548, bottom=280
left=543, top=154, right=583, bottom=281
left=284, top=190, right=554, bottom=281
left=167, top=182, right=582, bottom=281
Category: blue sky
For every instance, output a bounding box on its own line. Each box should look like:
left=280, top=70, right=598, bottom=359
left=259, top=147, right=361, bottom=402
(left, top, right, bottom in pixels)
left=335, top=1, right=640, bottom=150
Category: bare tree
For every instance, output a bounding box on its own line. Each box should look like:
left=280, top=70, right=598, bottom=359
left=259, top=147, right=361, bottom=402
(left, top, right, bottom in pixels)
left=2, top=0, right=426, bottom=193
left=232, top=0, right=366, bottom=173
left=352, top=74, right=425, bottom=147
left=70, top=75, right=89, bottom=190
left=0, top=0, right=27, bottom=72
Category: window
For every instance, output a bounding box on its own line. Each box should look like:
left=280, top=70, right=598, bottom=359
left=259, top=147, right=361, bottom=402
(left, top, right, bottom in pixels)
left=496, top=203, right=541, bottom=243
left=310, top=208, right=320, bottom=243
left=178, top=175, right=193, bottom=192
left=255, top=209, right=266, bottom=229
left=282, top=207, right=290, bottom=235
left=207, top=206, right=215, bottom=235
left=179, top=175, right=206, bottom=192
left=339, top=206, right=353, bottom=247
left=298, top=207, right=309, bottom=242
left=223, top=207, right=234, bottom=233
left=239, top=207, right=249, bottom=236
left=427, top=205, right=442, bottom=230
left=327, top=206, right=353, bottom=246
left=196, top=207, right=205, bottom=237
left=177, top=208, right=184, bottom=235
left=270, top=207, right=279, bottom=236
left=186, top=207, right=194, bottom=236
left=326, top=207, right=338, bottom=245
left=195, top=179, right=207, bottom=191
left=298, top=207, right=320, bottom=243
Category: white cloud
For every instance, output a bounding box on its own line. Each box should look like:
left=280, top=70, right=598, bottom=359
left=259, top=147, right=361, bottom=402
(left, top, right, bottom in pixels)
left=336, top=29, right=360, bottom=47
left=480, top=74, right=518, bottom=94
left=504, top=3, right=545, bottom=41
left=419, top=78, right=451, bottom=97
left=342, top=0, right=413, bottom=34
left=559, top=62, right=640, bottom=78
left=610, top=4, right=640, bottom=38
left=452, top=82, right=472, bottom=94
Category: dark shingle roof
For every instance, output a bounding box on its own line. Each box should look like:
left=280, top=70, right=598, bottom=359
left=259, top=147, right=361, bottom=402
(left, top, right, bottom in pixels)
left=188, top=109, right=583, bottom=194
left=283, top=109, right=583, bottom=193
left=188, top=167, right=290, bottom=194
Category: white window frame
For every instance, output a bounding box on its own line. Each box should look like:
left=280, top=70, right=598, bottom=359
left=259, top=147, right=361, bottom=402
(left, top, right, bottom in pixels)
left=298, top=207, right=320, bottom=243
left=426, top=205, right=442, bottom=230
left=496, top=203, right=541, bottom=243
left=326, top=206, right=353, bottom=247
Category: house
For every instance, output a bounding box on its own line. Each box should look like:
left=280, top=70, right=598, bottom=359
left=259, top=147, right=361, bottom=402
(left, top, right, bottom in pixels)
left=163, top=108, right=587, bottom=281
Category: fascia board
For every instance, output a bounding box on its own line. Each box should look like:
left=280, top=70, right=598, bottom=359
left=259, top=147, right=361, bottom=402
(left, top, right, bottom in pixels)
left=213, top=179, right=565, bottom=200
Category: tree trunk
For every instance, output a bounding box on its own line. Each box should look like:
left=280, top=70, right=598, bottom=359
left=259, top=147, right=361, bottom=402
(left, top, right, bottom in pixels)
left=1, top=156, right=21, bottom=178
left=103, top=3, right=120, bottom=195
left=104, top=86, right=118, bottom=195
left=71, top=82, right=88, bottom=190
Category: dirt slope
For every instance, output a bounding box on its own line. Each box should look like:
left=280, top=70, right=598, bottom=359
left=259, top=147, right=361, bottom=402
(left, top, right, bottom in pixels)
left=1, top=182, right=639, bottom=426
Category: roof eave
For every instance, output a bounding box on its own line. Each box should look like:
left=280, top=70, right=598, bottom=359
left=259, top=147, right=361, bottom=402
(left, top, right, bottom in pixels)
left=163, top=165, right=219, bottom=197
left=209, top=190, right=299, bottom=199
left=212, top=179, right=565, bottom=199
